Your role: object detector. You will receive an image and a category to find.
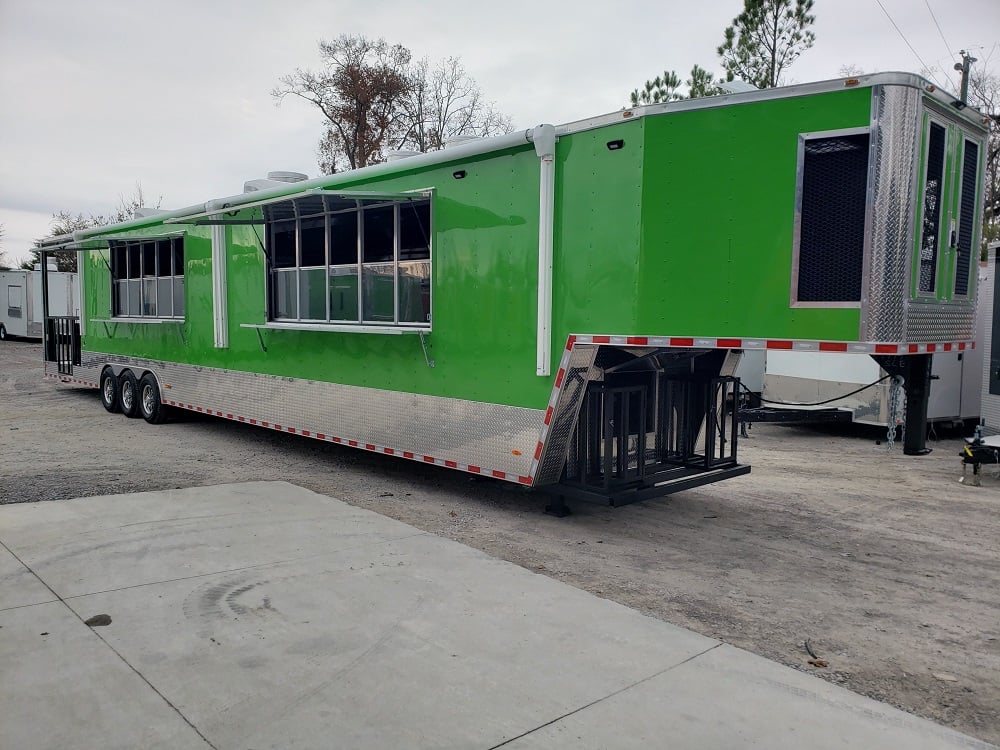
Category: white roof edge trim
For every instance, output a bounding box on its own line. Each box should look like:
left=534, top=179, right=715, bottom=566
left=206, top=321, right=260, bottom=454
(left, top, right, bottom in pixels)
left=154, top=129, right=533, bottom=227
left=91, top=230, right=187, bottom=242
left=163, top=188, right=434, bottom=225
left=556, top=72, right=988, bottom=137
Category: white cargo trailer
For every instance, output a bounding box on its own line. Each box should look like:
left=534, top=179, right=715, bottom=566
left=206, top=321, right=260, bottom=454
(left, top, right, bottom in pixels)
left=744, top=261, right=989, bottom=428
left=0, top=269, right=78, bottom=340
left=979, top=243, right=1000, bottom=434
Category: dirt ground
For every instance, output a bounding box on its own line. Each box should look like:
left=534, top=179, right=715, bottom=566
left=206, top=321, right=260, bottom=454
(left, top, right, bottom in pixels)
left=2, top=339, right=998, bottom=745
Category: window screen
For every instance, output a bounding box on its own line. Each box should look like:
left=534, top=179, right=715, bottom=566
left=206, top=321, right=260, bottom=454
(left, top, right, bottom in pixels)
left=796, top=132, right=870, bottom=303
left=954, top=140, right=979, bottom=297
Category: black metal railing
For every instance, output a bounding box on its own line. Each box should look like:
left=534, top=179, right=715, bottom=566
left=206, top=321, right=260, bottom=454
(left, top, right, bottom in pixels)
left=45, top=316, right=80, bottom=375
left=561, top=371, right=744, bottom=503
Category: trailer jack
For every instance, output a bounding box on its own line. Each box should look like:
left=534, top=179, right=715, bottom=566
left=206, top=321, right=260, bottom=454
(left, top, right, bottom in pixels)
left=872, top=354, right=933, bottom=455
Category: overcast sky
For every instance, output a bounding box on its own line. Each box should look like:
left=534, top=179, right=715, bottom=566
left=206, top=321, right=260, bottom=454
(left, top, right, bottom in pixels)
left=1, top=0, right=997, bottom=265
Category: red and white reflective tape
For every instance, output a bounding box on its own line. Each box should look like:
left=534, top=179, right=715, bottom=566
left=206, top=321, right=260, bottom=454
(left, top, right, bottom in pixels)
left=43, top=373, right=99, bottom=388
left=569, top=334, right=974, bottom=355
left=525, top=332, right=975, bottom=484
left=160, top=398, right=532, bottom=487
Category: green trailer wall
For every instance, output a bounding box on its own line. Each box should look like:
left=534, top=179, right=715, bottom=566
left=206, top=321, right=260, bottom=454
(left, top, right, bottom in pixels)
left=636, top=87, right=871, bottom=341
left=82, top=145, right=557, bottom=409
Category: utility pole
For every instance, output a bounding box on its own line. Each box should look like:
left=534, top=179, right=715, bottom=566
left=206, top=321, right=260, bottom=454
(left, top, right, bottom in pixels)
left=954, top=50, right=977, bottom=103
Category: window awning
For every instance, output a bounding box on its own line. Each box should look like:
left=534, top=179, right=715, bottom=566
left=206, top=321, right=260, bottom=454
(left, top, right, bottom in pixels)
left=164, top=188, right=432, bottom=226
left=37, top=230, right=186, bottom=252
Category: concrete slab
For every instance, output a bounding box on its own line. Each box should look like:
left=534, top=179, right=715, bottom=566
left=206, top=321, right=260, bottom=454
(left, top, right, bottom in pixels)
left=0, top=602, right=206, bottom=750
left=0, top=482, right=994, bottom=749
left=0, top=543, right=54, bottom=610
left=503, top=642, right=991, bottom=749
left=65, top=534, right=716, bottom=748
left=0, top=481, right=417, bottom=597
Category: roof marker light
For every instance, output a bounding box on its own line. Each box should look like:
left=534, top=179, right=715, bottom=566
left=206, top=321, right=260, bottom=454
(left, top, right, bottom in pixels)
left=845, top=78, right=860, bottom=86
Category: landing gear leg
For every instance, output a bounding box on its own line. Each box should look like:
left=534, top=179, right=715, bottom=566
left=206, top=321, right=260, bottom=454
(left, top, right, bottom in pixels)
left=903, top=354, right=932, bottom=456
left=544, top=495, right=572, bottom=518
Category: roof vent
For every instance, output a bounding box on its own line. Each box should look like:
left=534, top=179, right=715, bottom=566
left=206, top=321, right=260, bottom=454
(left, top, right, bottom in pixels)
left=134, top=207, right=167, bottom=218
left=243, top=179, right=285, bottom=193
left=386, top=149, right=421, bottom=161
left=266, top=171, right=308, bottom=183
left=719, top=80, right=758, bottom=94
left=443, top=134, right=481, bottom=149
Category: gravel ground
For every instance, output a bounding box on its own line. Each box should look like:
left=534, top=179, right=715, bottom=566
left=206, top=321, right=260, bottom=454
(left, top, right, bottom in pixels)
left=2, top=339, right=999, bottom=745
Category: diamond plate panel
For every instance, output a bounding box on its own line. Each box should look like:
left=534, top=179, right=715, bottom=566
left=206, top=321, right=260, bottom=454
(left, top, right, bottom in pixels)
left=534, top=344, right=599, bottom=486
left=864, top=85, right=920, bottom=342
left=67, top=351, right=543, bottom=478
left=904, top=301, right=975, bottom=342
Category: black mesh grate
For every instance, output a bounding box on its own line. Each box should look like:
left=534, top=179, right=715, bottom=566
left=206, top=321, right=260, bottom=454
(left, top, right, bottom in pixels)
left=918, top=123, right=946, bottom=293
left=797, top=133, right=869, bottom=302
left=954, top=141, right=979, bottom=297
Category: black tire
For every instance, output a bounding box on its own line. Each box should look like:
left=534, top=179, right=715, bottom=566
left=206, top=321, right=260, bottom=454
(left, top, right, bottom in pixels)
left=0, top=324, right=7, bottom=341
left=138, top=373, right=167, bottom=424
left=100, top=368, right=120, bottom=413
left=119, top=370, right=141, bottom=418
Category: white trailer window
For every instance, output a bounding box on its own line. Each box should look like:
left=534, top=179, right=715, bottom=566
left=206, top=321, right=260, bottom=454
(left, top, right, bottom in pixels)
left=111, top=237, right=185, bottom=319
left=264, top=196, right=431, bottom=329
left=7, top=285, right=22, bottom=317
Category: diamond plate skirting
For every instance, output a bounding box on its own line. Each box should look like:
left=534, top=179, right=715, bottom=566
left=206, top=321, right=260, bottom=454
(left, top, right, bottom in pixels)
left=60, top=352, right=544, bottom=481
left=904, top=300, right=976, bottom=342
left=864, top=85, right=920, bottom=343
left=533, top=344, right=599, bottom=486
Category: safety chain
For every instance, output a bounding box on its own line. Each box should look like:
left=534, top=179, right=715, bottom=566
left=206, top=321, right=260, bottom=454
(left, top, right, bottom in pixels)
left=900, top=384, right=907, bottom=448
left=886, top=375, right=905, bottom=451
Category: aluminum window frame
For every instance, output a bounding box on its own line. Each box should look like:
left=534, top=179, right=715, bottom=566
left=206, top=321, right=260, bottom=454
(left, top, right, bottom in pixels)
left=790, top=125, right=875, bottom=309
left=110, top=237, right=185, bottom=321
left=913, top=114, right=951, bottom=299
left=949, top=135, right=985, bottom=300
left=265, top=195, right=432, bottom=330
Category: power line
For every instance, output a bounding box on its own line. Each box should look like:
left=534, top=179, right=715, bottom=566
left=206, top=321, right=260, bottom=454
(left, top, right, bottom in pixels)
left=873, top=0, right=943, bottom=87
left=923, top=0, right=957, bottom=64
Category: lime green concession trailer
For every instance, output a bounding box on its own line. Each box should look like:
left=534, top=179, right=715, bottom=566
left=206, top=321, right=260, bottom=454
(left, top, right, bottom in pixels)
left=40, top=73, right=989, bottom=507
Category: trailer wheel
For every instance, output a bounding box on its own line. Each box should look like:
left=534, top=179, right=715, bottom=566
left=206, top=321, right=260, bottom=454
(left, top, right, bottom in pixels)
left=139, top=373, right=167, bottom=424
left=100, top=368, right=120, bottom=413
left=119, top=370, right=141, bottom=418
left=0, top=324, right=6, bottom=340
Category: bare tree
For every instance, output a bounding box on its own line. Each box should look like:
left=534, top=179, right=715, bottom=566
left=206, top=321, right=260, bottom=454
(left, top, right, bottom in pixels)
left=398, top=57, right=512, bottom=152
left=0, top=223, right=8, bottom=270
left=274, top=36, right=513, bottom=174
left=273, top=35, right=413, bottom=173
left=25, top=183, right=163, bottom=272
left=718, top=0, right=816, bottom=88
left=969, top=66, right=1000, bottom=258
